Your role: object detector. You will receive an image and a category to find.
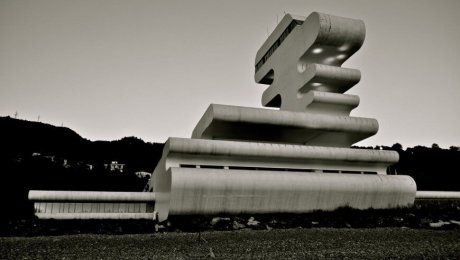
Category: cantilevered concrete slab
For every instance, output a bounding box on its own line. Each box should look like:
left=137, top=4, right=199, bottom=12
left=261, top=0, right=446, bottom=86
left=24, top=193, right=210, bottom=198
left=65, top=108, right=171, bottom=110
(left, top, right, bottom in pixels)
left=303, top=91, right=360, bottom=116
left=151, top=137, right=399, bottom=174
left=192, top=104, right=377, bottom=147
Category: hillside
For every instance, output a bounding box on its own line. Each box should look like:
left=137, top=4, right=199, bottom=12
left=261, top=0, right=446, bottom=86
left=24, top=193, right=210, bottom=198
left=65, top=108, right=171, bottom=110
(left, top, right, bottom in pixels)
left=0, top=116, right=164, bottom=172
left=1, top=116, right=87, bottom=159
left=0, top=116, right=164, bottom=221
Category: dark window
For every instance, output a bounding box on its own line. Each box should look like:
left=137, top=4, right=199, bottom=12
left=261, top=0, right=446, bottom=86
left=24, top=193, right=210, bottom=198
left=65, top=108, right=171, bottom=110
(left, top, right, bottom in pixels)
left=324, top=170, right=339, bottom=173
left=363, top=171, right=378, bottom=175
left=229, top=166, right=255, bottom=171
left=200, top=165, right=225, bottom=169
left=180, top=164, right=197, bottom=168
left=255, top=20, right=304, bottom=72
left=341, top=171, right=362, bottom=174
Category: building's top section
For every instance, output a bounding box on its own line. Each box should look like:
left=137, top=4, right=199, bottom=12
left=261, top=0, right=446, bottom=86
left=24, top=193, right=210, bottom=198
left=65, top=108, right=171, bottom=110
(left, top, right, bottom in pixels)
left=255, top=14, right=305, bottom=71
left=190, top=12, right=377, bottom=148
left=254, top=12, right=365, bottom=112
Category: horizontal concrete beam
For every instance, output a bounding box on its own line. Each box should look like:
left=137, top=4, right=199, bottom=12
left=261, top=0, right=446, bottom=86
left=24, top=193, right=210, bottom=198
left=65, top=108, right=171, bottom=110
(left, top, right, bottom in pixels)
left=415, top=191, right=460, bottom=200
left=35, top=212, right=156, bottom=220
left=29, top=190, right=156, bottom=202
left=303, top=91, right=360, bottom=116
left=192, top=104, right=378, bottom=147
left=166, top=137, right=398, bottom=165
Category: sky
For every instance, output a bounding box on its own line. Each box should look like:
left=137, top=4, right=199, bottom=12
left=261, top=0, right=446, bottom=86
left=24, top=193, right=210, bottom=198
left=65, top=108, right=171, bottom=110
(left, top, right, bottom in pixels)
left=1, top=0, right=459, bottom=149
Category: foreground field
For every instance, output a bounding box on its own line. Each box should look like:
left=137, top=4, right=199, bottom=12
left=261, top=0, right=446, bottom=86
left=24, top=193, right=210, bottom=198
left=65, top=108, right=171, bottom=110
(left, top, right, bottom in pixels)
left=2, top=228, right=459, bottom=259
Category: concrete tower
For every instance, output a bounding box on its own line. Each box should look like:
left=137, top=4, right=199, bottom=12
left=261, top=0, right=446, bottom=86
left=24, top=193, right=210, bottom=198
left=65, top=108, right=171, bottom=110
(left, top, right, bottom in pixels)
left=147, top=12, right=416, bottom=222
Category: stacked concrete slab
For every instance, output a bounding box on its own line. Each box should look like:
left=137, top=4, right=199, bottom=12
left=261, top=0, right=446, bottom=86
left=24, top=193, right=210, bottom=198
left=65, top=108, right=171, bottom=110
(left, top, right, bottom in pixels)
left=146, top=12, right=417, bottom=222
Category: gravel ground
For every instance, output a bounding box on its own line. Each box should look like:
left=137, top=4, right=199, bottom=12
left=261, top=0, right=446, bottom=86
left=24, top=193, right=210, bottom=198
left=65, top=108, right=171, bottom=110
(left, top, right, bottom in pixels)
left=2, top=228, right=460, bottom=259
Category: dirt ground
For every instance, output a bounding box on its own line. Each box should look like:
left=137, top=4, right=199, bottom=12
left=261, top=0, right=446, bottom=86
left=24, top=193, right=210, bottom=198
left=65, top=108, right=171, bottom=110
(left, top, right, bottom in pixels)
left=2, top=228, right=460, bottom=259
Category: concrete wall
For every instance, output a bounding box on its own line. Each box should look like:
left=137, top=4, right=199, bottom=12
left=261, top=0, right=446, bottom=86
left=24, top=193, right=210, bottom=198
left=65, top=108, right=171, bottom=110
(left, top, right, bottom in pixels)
left=29, top=191, right=155, bottom=220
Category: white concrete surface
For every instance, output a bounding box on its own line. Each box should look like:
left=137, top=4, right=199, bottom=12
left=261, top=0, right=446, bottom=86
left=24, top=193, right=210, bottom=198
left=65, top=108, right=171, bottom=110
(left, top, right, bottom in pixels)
left=154, top=167, right=416, bottom=221
left=192, top=104, right=378, bottom=147
left=35, top=212, right=156, bottom=220
left=415, top=191, right=460, bottom=200
left=255, top=12, right=365, bottom=113
left=146, top=137, right=412, bottom=221
left=28, top=190, right=156, bottom=202
left=29, top=191, right=156, bottom=219
left=303, top=91, right=360, bottom=116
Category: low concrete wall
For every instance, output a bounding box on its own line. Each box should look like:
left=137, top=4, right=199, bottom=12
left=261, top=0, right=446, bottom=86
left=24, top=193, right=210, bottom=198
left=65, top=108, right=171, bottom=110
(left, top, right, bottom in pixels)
left=29, top=191, right=156, bottom=220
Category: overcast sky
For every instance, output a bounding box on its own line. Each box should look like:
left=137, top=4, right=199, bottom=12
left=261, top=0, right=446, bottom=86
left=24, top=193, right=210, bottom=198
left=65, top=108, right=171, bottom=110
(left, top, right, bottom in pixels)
left=1, top=0, right=459, bottom=148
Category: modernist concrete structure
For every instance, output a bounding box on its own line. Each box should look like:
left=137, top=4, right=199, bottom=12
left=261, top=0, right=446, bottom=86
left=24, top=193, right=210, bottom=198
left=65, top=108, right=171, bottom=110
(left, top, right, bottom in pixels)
left=145, top=12, right=417, bottom=222
left=30, top=12, right=420, bottom=222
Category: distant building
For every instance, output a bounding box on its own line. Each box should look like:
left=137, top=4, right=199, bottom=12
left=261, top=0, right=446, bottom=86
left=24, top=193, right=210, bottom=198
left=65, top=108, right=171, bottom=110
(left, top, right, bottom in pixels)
left=62, top=159, right=69, bottom=168
left=43, top=155, right=56, bottom=162
left=85, top=164, right=94, bottom=171
left=105, top=161, right=125, bottom=172
left=135, top=171, right=151, bottom=178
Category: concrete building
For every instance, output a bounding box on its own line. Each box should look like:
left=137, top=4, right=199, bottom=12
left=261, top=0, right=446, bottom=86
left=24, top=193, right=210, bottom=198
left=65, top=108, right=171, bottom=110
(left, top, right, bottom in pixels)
left=146, top=12, right=416, bottom=222
left=105, top=161, right=125, bottom=173
left=135, top=171, right=152, bottom=178
left=30, top=12, right=417, bottom=222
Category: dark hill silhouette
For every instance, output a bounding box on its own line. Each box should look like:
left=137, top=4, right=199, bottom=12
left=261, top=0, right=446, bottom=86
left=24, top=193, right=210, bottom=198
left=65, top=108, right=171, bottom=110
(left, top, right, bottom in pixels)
left=0, top=116, right=87, bottom=159
left=0, top=116, right=164, bottom=222
left=0, top=117, right=163, bottom=172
